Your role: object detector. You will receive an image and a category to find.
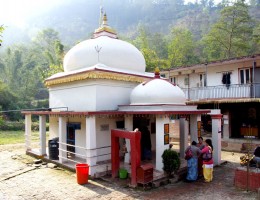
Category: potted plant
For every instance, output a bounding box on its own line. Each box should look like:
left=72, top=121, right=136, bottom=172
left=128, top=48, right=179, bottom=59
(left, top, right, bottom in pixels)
left=161, top=149, right=180, bottom=178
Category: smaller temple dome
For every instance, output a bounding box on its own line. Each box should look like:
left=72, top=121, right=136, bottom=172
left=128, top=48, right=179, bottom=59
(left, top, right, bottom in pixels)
left=130, top=73, right=186, bottom=105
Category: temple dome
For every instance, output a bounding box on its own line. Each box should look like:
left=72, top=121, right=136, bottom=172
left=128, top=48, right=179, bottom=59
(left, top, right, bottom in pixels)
left=63, top=37, right=145, bottom=73
left=130, top=75, right=186, bottom=105
left=63, top=14, right=145, bottom=73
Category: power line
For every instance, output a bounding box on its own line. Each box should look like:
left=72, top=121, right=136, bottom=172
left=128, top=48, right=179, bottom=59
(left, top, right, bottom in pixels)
left=0, top=107, right=68, bottom=113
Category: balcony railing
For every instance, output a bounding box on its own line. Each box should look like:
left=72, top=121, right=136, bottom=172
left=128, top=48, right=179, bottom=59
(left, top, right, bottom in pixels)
left=181, top=83, right=260, bottom=100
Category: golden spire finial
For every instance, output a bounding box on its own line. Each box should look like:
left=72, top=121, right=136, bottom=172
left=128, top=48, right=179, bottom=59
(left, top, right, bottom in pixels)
left=102, top=13, right=108, bottom=26
left=155, top=67, right=160, bottom=73
left=94, top=10, right=117, bottom=38
left=154, top=67, right=160, bottom=78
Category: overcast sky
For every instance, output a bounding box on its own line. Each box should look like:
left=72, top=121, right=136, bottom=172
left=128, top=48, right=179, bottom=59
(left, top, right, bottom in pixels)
left=0, top=0, right=64, bottom=27
left=0, top=0, right=224, bottom=28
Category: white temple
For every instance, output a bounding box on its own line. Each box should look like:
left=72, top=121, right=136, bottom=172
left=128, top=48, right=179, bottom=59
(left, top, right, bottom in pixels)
left=23, top=13, right=222, bottom=185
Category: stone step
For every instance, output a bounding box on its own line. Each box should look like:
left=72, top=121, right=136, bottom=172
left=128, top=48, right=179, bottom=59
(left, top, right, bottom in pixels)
left=152, top=177, right=169, bottom=188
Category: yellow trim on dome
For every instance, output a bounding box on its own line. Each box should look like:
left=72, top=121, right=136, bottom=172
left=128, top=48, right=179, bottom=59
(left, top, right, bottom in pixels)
left=45, top=71, right=148, bottom=87
left=95, top=26, right=116, bottom=34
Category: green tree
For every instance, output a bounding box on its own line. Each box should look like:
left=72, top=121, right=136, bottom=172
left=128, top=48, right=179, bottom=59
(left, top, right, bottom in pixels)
left=0, top=81, right=18, bottom=120
left=41, top=64, right=64, bottom=80
left=32, top=29, right=64, bottom=80
left=0, top=81, right=16, bottom=111
left=0, top=47, right=23, bottom=90
left=0, top=25, right=4, bottom=46
left=0, top=28, right=65, bottom=116
left=168, top=27, right=197, bottom=68
left=251, top=22, right=260, bottom=53
left=0, top=45, right=45, bottom=112
left=150, top=33, right=168, bottom=59
left=133, top=25, right=160, bottom=72
left=203, top=0, right=254, bottom=60
left=32, top=28, right=64, bottom=66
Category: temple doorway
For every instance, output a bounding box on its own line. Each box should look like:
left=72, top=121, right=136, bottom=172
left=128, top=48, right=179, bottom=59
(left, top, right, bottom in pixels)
left=133, top=116, right=154, bottom=162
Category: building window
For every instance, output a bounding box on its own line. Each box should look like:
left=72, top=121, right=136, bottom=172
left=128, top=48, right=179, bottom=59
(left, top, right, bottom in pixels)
left=199, top=73, right=206, bottom=87
left=239, top=68, right=251, bottom=84
left=184, top=76, right=189, bottom=85
left=170, top=76, right=177, bottom=84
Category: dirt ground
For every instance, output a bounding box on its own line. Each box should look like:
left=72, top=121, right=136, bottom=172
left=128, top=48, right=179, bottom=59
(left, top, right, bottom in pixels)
left=0, top=144, right=258, bottom=200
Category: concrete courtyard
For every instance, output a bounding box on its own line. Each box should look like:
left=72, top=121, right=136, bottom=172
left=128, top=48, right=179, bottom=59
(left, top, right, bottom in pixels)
left=0, top=144, right=258, bottom=200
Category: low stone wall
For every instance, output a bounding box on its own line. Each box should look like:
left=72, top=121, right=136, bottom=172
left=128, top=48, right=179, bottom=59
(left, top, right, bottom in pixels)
left=234, top=167, right=260, bottom=191
left=221, top=140, right=259, bottom=152
left=221, top=141, right=242, bottom=152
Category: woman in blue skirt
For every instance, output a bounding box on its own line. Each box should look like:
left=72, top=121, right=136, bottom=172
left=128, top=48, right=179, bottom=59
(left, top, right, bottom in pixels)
left=185, top=141, right=201, bottom=181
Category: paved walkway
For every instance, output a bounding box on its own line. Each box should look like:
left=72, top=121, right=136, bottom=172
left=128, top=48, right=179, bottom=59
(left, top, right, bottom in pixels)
left=0, top=145, right=258, bottom=200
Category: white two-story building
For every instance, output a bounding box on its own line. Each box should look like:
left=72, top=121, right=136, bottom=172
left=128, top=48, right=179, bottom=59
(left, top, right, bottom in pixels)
left=161, top=55, right=260, bottom=151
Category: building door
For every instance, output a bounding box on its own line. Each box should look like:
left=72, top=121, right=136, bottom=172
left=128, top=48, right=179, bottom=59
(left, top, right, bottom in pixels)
left=133, top=116, right=152, bottom=161
left=67, top=124, right=75, bottom=158
left=66, top=123, right=81, bottom=158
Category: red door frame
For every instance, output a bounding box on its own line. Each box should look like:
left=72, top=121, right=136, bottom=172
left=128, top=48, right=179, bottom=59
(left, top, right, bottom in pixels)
left=111, top=129, right=141, bottom=187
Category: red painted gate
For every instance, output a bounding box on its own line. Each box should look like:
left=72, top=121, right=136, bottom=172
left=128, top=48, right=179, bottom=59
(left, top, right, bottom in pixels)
left=111, top=129, right=141, bottom=187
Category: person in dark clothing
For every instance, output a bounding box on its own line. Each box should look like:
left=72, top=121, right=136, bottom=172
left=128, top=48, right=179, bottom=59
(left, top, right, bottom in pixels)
left=140, top=126, right=152, bottom=160
left=253, top=146, right=260, bottom=166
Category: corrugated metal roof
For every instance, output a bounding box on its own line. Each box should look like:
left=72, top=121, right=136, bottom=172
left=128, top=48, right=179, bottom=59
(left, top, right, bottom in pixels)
left=161, top=53, right=260, bottom=72
left=186, top=98, right=260, bottom=105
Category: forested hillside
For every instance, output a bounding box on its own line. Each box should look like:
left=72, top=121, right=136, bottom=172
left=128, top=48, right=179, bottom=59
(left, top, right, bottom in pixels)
left=0, top=0, right=260, bottom=120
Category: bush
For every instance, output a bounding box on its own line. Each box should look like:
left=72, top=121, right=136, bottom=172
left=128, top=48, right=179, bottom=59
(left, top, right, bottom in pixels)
left=0, top=115, right=4, bottom=126
left=0, top=120, right=49, bottom=131
left=162, top=149, right=180, bottom=178
left=0, top=121, right=25, bottom=131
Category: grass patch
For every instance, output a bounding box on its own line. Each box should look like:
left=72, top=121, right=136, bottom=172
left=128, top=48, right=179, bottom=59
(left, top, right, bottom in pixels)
left=0, top=130, right=48, bottom=145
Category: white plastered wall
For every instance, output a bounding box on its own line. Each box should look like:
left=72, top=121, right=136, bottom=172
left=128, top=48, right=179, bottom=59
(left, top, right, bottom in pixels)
left=49, top=79, right=138, bottom=112
left=155, top=115, right=171, bottom=171
left=49, top=116, right=59, bottom=139
left=95, top=117, right=124, bottom=162
left=171, top=62, right=251, bottom=89
left=49, top=116, right=86, bottom=158
left=49, top=116, right=119, bottom=161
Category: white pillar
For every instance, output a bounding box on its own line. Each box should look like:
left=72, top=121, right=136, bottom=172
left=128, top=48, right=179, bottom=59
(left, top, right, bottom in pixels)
left=86, top=116, right=97, bottom=176
left=124, top=115, right=133, bottom=163
left=155, top=115, right=170, bottom=171
left=59, top=116, right=67, bottom=163
left=223, top=114, right=229, bottom=140
left=39, top=115, right=46, bottom=156
left=179, top=116, right=189, bottom=158
left=190, top=114, right=199, bottom=143
left=25, top=114, right=32, bottom=151
left=210, top=109, right=222, bottom=165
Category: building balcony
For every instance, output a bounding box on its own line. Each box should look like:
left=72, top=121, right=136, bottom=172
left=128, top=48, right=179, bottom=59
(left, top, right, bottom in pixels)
left=181, top=83, right=260, bottom=101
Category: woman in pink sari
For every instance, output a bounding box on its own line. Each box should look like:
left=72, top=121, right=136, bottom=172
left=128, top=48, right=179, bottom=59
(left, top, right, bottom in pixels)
left=197, top=137, right=205, bottom=179
left=201, top=139, right=213, bottom=182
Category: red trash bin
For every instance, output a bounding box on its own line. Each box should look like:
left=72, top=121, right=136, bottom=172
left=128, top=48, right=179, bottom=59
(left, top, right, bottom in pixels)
left=75, top=163, right=89, bottom=184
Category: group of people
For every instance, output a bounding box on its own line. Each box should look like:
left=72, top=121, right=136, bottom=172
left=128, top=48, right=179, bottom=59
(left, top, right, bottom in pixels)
left=185, top=137, right=214, bottom=183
